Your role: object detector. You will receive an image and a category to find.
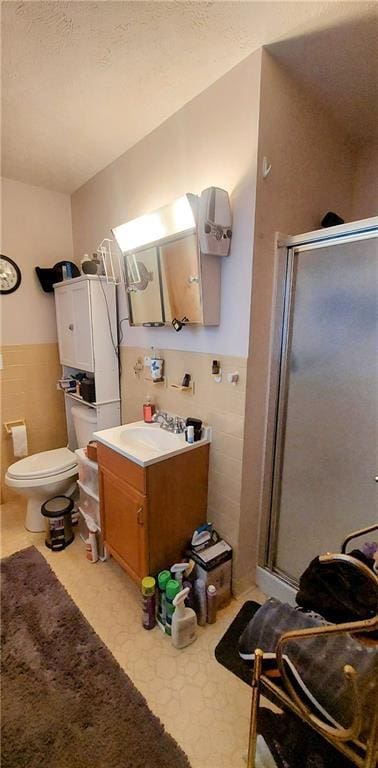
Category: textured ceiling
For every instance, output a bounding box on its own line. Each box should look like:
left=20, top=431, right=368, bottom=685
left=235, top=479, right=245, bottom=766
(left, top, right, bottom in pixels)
left=1, top=1, right=376, bottom=193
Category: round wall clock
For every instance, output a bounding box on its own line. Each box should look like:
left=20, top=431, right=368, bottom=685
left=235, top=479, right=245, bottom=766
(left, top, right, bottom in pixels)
left=0, top=255, right=22, bottom=294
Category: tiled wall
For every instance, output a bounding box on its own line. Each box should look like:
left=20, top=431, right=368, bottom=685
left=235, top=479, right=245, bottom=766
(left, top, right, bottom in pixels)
left=0, top=344, right=67, bottom=502
left=120, top=346, right=248, bottom=592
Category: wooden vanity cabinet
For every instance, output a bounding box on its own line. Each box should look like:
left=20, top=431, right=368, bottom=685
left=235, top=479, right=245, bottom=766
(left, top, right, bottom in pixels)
left=97, top=442, right=209, bottom=583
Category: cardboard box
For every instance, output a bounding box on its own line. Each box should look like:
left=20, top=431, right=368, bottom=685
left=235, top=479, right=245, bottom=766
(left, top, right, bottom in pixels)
left=188, top=538, right=232, bottom=609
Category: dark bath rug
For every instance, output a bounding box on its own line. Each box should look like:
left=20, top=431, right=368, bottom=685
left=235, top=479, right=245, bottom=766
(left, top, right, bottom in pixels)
left=1, top=546, right=191, bottom=768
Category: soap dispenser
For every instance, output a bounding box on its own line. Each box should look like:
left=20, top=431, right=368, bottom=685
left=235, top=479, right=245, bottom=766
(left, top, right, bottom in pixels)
left=171, top=587, right=197, bottom=649
left=143, top=395, right=155, bottom=423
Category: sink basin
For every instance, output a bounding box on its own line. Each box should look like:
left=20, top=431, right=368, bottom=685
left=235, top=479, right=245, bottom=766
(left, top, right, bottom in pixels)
left=120, top=425, right=185, bottom=454
left=94, top=421, right=211, bottom=467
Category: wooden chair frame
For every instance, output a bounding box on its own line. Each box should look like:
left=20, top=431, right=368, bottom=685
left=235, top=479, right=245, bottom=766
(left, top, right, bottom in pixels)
left=247, top=524, right=378, bottom=767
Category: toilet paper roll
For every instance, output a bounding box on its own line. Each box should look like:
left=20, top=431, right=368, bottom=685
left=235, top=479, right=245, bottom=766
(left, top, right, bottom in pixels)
left=11, top=424, right=28, bottom=457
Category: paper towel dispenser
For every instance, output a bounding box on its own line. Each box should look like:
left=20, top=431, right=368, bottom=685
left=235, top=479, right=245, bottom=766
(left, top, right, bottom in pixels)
left=112, top=187, right=232, bottom=328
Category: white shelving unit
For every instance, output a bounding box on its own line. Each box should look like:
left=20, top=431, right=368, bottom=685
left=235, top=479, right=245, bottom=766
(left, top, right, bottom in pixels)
left=53, top=275, right=121, bottom=449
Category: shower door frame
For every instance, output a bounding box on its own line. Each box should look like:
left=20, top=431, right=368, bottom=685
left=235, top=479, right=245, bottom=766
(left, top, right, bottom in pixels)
left=257, top=216, right=378, bottom=600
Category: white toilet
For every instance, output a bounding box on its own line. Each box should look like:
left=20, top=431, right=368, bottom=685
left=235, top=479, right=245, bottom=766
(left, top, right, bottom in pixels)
left=5, top=405, right=97, bottom=533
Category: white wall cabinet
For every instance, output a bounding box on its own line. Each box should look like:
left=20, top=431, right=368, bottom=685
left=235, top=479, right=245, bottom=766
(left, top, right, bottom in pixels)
left=54, top=276, right=121, bottom=448
left=55, top=280, right=94, bottom=371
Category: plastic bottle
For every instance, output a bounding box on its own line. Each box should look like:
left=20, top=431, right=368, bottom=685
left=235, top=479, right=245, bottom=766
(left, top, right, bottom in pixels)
left=142, top=576, right=156, bottom=630
left=182, top=580, right=195, bottom=610
left=85, top=525, right=98, bottom=563
left=157, top=570, right=171, bottom=630
left=172, top=587, right=197, bottom=649
left=194, top=579, right=207, bottom=626
left=165, top=579, right=180, bottom=636
left=207, top=584, right=217, bottom=624
left=186, top=425, right=194, bottom=444
left=170, top=563, right=188, bottom=586
left=143, top=395, right=155, bottom=423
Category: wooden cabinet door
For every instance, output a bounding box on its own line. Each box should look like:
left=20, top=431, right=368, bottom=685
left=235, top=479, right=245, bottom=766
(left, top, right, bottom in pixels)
left=100, top=467, right=147, bottom=582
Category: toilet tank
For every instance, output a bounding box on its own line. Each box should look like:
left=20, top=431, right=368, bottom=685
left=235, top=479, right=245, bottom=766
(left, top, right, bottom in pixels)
left=71, top=405, right=98, bottom=448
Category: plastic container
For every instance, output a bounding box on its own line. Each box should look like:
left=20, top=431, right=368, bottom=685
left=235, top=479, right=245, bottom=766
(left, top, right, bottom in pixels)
left=206, top=584, right=217, bottom=624
left=78, top=480, right=100, bottom=529
left=172, top=587, right=197, bottom=649
left=41, top=495, right=74, bottom=552
left=75, top=448, right=99, bottom=496
left=165, top=579, right=181, bottom=636
left=157, top=570, right=171, bottom=630
left=142, top=576, right=156, bottom=630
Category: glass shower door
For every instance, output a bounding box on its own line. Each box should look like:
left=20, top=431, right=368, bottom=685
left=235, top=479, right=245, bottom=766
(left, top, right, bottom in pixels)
left=269, top=234, right=378, bottom=583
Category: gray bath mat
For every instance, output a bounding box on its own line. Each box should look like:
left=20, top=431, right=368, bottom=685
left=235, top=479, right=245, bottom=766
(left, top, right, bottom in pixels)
left=1, top=546, right=190, bottom=768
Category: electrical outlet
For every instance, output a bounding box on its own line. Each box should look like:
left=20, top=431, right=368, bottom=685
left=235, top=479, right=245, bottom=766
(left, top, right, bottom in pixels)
left=144, top=356, right=151, bottom=366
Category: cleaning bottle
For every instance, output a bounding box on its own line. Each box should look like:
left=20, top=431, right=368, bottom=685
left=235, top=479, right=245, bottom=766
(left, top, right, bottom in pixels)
left=141, top=576, right=156, bottom=630
left=157, top=570, right=171, bottom=630
left=171, top=587, right=197, bottom=649
left=85, top=523, right=98, bottom=563
left=170, top=563, right=188, bottom=587
left=194, top=579, right=207, bottom=626
left=165, top=579, right=180, bottom=636
left=206, top=584, right=217, bottom=624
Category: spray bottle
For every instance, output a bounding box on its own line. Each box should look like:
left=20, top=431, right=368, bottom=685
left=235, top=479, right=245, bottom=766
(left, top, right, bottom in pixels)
left=171, top=587, right=197, bottom=649
left=170, top=563, right=188, bottom=587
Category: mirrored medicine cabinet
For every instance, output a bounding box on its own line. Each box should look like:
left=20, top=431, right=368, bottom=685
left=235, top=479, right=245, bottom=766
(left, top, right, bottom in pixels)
left=112, top=191, right=231, bottom=327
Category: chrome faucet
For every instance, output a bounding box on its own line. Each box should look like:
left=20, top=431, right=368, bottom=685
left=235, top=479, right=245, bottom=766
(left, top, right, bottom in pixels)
left=153, top=410, right=173, bottom=430
left=153, top=410, right=185, bottom=434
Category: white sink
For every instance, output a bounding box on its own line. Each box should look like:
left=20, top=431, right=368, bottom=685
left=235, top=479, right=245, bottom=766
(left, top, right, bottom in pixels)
left=94, top=420, right=211, bottom=467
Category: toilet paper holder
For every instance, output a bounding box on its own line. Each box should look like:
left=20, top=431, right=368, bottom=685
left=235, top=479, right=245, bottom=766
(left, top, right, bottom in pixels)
left=4, top=419, right=26, bottom=435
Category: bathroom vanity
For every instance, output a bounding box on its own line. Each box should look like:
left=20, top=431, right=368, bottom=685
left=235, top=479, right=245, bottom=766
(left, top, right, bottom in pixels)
left=95, top=422, right=210, bottom=583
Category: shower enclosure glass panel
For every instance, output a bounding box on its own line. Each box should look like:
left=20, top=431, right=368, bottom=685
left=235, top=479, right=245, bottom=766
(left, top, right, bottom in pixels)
left=270, top=235, right=377, bottom=582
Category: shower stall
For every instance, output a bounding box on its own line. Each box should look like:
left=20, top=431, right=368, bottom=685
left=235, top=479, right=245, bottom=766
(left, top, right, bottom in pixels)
left=257, top=217, right=378, bottom=602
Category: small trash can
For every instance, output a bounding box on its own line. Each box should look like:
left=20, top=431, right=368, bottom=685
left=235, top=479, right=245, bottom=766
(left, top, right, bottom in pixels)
left=41, top=496, right=74, bottom=551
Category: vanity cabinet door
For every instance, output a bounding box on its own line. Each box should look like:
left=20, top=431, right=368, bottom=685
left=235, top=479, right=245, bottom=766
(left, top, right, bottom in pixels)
left=99, top=466, right=148, bottom=581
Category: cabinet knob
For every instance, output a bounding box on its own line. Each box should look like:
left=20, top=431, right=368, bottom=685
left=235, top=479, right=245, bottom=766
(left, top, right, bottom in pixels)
left=68, top=323, right=74, bottom=331
left=136, top=506, right=144, bottom=525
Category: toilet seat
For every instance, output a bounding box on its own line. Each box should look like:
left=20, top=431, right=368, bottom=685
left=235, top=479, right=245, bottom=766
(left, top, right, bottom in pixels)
left=6, top=447, right=77, bottom=481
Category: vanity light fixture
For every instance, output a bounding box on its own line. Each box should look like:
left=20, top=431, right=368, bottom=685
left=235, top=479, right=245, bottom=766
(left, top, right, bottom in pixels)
left=113, top=212, right=165, bottom=253
left=113, top=195, right=196, bottom=254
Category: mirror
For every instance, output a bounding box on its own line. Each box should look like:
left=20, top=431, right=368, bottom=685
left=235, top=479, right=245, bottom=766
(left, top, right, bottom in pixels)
left=160, top=234, right=202, bottom=324
left=126, top=247, right=164, bottom=325
left=124, top=233, right=203, bottom=326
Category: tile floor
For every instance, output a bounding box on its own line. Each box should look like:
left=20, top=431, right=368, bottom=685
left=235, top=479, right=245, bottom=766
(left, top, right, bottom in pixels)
left=1, top=501, right=267, bottom=768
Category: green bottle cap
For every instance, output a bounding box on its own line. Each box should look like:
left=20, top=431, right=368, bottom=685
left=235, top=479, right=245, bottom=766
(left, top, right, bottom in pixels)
left=142, top=576, right=156, bottom=596
left=165, top=579, right=180, bottom=601
left=158, top=570, right=171, bottom=590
